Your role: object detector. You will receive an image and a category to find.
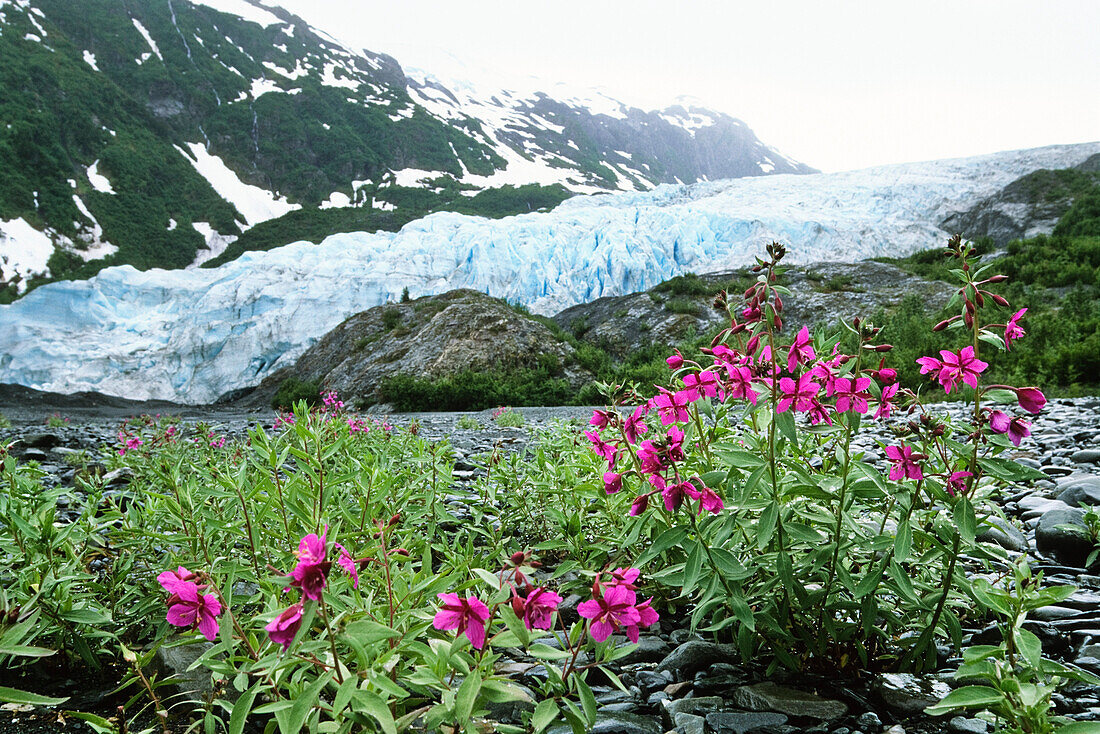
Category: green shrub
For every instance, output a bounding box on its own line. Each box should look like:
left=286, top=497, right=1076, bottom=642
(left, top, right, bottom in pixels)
left=271, top=377, right=321, bottom=409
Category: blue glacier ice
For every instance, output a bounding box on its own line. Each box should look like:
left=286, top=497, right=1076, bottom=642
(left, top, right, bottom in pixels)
left=1, top=143, right=1097, bottom=403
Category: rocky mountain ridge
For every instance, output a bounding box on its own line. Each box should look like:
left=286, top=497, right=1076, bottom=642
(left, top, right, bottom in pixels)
left=0, top=0, right=810, bottom=295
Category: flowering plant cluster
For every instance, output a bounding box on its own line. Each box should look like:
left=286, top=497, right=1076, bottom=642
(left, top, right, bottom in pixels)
left=579, top=237, right=1050, bottom=671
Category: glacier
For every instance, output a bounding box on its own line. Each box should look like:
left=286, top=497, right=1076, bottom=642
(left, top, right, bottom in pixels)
left=1, top=142, right=1097, bottom=404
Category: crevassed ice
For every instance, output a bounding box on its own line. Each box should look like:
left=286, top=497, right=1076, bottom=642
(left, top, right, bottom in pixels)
left=0, top=143, right=1097, bottom=404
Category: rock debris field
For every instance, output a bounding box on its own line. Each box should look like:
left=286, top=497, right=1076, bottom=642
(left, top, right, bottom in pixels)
left=2, top=397, right=1100, bottom=734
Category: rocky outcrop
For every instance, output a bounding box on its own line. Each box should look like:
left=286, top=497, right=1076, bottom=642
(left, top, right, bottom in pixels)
left=942, top=153, right=1100, bottom=245
left=243, top=290, right=590, bottom=407
left=554, top=261, right=954, bottom=359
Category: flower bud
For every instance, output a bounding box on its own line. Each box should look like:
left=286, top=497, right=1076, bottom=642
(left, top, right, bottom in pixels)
left=932, top=318, right=952, bottom=332
left=1015, top=386, right=1047, bottom=414
left=975, top=290, right=984, bottom=307
left=510, top=551, right=527, bottom=566
left=874, top=344, right=893, bottom=352
left=745, top=335, right=760, bottom=355
left=774, top=294, right=783, bottom=313
left=773, top=314, right=783, bottom=330
left=991, top=293, right=1009, bottom=307
left=987, top=274, right=1008, bottom=282
left=666, top=352, right=684, bottom=369
left=964, top=310, right=974, bottom=329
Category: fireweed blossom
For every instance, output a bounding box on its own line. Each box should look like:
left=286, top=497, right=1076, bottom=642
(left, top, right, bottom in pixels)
left=585, top=430, right=618, bottom=466
left=653, top=389, right=692, bottom=425
left=787, top=326, right=817, bottom=373
left=511, top=587, right=562, bottom=631
left=622, top=406, right=648, bottom=444
left=832, top=377, right=872, bottom=414
left=603, top=472, right=623, bottom=495
left=158, top=568, right=222, bottom=642
left=946, top=471, right=973, bottom=497
left=433, top=593, right=491, bottom=649
left=1016, top=387, right=1046, bottom=415
left=578, top=585, right=641, bottom=642
left=874, top=384, right=899, bottom=420
left=265, top=603, right=304, bottom=651
left=990, top=410, right=1031, bottom=447
left=918, top=347, right=988, bottom=394
left=1004, top=308, right=1027, bottom=350
left=777, top=373, right=821, bottom=414
left=885, top=444, right=924, bottom=481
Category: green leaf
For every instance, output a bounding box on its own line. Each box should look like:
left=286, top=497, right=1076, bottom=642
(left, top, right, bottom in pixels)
left=635, top=526, right=688, bottom=566
left=531, top=699, right=559, bottom=734
left=575, top=676, right=597, bottom=725
left=1016, top=628, right=1042, bottom=669
left=455, top=670, right=481, bottom=723
left=498, top=606, right=531, bottom=648
left=708, top=547, right=752, bottom=581
left=0, top=644, right=56, bottom=658
left=352, top=690, right=397, bottom=734
left=1057, top=722, right=1100, bottom=733
left=275, top=672, right=330, bottom=734
left=954, top=498, right=977, bottom=544
left=775, top=411, right=797, bottom=446
left=894, top=518, right=913, bottom=560
left=757, top=502, right=778, bottom=549
left=978, top=457, right=1047, bottom=483
left=681, top=541, right=704, bottom=597
left=343, top=620, right=399, bottom=645
left=528, top=643, right=570, bottom=661
left=472, top=567, right=504, bottom=591
left=228, top=682, right=261, bottom=734
left=0, top=686, right=68, bottom=706
left=925, top=685, right=1005, bottom=716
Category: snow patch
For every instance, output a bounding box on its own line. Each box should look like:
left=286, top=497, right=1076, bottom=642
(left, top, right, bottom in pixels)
left=250, top=77, right=281, bottom=98
left=188, top=222, right=237, bottom=268
left=390, top=168, right=441, bottom=187
left=82, top=49, right=99, bottom=70
left=320, top=61, right=359, bottom=89
left=86, top=160, right=115, bottom=194
left=70, top=196, right=118, bottom=262
left=0, top=218, right=53, bottom=291
left=176, top=142, right=299, bottom=227
left=131, top=18, right=162, bottom=61
left=320, top=191, right=350, bottom=209
left=263, top=57, right=309, bottom=80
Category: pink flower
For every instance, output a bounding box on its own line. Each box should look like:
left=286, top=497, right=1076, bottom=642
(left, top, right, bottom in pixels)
left=724, top=364, right=757, bottom=405
left=585, top=430, right=619, bottom=466
left=666, top=351, right=684, bottom=369
left=433, top=593, right=491, bottom=649
left=874, top=383, right=899, bottom=420
left=165, top=581, right=222, bottom=642
left=629, top=494, right=649, bottom=516
left=603, top=472, right=623, bottom=495
left=623, top=407, right=648, bottom=444
left=787, top=326, right=816, bottom=373
left=945, top=471, right=972, bottom=497
left=608, top=568, right=640, bottom=590
left=777, top=373, right=821, bottom=413
left=1005, top=308, right=1027, bottom=350
left=832, top=377, right=872, bottom=414
left=921, top=347, right=988, bottom=393
left=693, top=484, right=724, bottom=514
left=336, top=545, right=359, bottom=588
left=513, top=587, right=562, bottom=631
left=990, top=411, right=1030, bottom=447
left=265, top=603, right=304, bottom=651
left=589, top=410, right=612, bottom=430
left=622, top=598, right=660, bottom=643
left=885, top=444, right=924, bottom=481
left=653, top=389, right=692, bottom=425
left=660, top=478, right=694, bottom=512
left=683, top=370, right=722, bottom=400
left=578, top=585, right=642, bottom=643
left=157, top=566, right=198, bottom=595
left=1015, top=387, right=1046, bottom=414
left=290, top=529, right=331, bottom=601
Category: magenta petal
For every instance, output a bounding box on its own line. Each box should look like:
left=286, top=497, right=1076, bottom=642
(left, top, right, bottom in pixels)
left=197, top=611, right=219, bottom=642
left=589, top=619, right=614, bottom=642
left=577, top=599, right=602, bottom=620
left=433, top=609, right=464, bottom=631
left=166, top=604, right=196, bottom=628
left=464, top=619, right=486, bottom=649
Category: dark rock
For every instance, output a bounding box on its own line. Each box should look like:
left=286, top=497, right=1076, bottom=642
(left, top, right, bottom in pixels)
left=1036, top=507, right=1093, bottom=567
left=976, top=515, right=1028, bottom=552
left=705, top=711, right=789, bottom=734
left=619, top=635, right=671, bottom=664
left=662, top=696, right=724, bottom=721
left=102, top=466, right=134, bottom=487
left=1075, top=656, right=1100, bottom=674
left=873, top=673, right=951, bottom=715
left=1071, top=449, right=1100, bottom=464
left=22, top=433, right=63, bottom=449
left=1059, top=476, right=1100, bottom=508
left=484, top=682, right=535, bottom=723
left=732, top=682, right=847, bottom=721
left=949, top=716, right=990, bottom=733
left=636, top=670, right=674, bottom=692
left=150, top=639, right=214, bottom=701
left=673, top=712, right=706, bottom=734
left=657, top=640, right=738, bottom=677
left=856, top=712, right=881, bottom=730
left=20, top=448, right=49, bottom=461
left=548, top=711, right=662, bottom=734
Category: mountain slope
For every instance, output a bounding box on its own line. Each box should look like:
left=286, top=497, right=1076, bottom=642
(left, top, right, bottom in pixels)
left=0, top=0, right=811, bottom=295
left=0, top=142, right=1093, bottom=404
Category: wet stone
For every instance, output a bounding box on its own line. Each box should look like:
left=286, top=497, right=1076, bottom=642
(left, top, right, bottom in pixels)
left=548, top=711, right=662, bottom=734
left=705, top=711, right=789, bottom=734
left=732, top=682, right=847, bottom=721
left=673, top=712, right=706, bottom=734
left=657, top=640, right=739, bottom=677
left=873, top=673, right=951, bottom=715
left=949, top=717, right=990, bottom=734
left=1036, top=507, right=1093, bottom=568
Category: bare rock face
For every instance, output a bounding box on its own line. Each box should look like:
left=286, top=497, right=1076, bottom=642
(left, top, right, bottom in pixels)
left=554, top=261, right=953, bottom=359
left=253, top=289, right=587, bottom=406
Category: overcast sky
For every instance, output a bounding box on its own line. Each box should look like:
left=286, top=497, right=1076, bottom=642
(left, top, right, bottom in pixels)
left=273, top=0, right=1099, bottom=172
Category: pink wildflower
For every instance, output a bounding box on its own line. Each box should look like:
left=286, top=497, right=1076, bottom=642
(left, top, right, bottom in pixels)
left=777, top=373, right=821, bottom=413
left=265, top=603, right=304, bottom=651
left=578, top=585, right=641, bottom=643
left=433, top=593, right=491, bottom=649
left=874, top=383, right=899, bottom=420
left=724, top=364, right=758, bottom=405
left=608, top=568, right=640, bottom=590
left=1005, top=308, right=1027, bottom=350
left=622, top=598, right=660, bottom=643
left=990, top=410, right=1031, bottom=447
left=629, top=494, right=650, bottom=516
left=666, top=351, right=684, bottom=369
left=584, top=430, right=619, bottom=466
left=921, top=347, right=988, bottom=393
left=682, top=370, right=722, bottom=400
left=946, top=471, right=972, bottom=497
left=832, top=377, right=872, bottom=414
left=885, top=444, right=924, bottom=481
left=589, top=410, right=612, bottom=429
left=164, top=581, right=222, bottom=642
left=622, top=406, right=648, bottom=444
left=787, top=326, right=816, bottom=373
left=603, top=472, right=623, bottom=495
left=653, top=389, right=693, bottom=425
left=1015, top=387, right=1046, bottom=415
left=336, top=544, right=359, bottom=588
left=289, top=529, right=330, bottom=601
left=512, top=587, right=562, bottom=631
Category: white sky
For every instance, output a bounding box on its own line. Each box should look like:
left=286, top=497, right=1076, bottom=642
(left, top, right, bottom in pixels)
left=272, top=0, right=1099, bottom=172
